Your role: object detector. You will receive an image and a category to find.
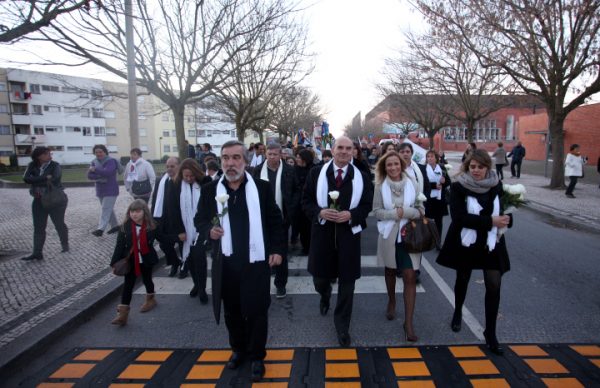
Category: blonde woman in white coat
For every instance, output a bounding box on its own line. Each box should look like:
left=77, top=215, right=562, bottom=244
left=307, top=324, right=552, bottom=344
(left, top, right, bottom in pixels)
left=565, top=144, right=585, bottom=198
left=373, top=151, right=425, bottom=342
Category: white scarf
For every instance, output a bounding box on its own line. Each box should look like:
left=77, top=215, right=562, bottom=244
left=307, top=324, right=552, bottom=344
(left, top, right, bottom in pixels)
left=216, top=172, right=265, bottom=263
left=316, top=160, right=364, bottom=234
left=125, top=159, right=139, bottom=182
left=152, top=174, right=169, bottom=218
left=377, top=175, right=416, bottom=243
left=180, top=180, right=201, bottom=262
left=260, top=160, right=283, bottom=211
left=426, top=164, right=442, bottom=200
left=461, top=195, right=500, bottom=251
left=407, top=161, right=425, bottom=194
left=250, top=154, right=264, bottom=168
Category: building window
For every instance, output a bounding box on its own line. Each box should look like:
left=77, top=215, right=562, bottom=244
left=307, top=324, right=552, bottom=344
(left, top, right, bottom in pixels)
left=11, top=103, right=28, bottom=115
left=0, top=104, right=7, bottom=113
left=140, top=145, right=148, bottom=152
left=137, top=96, right=145, bottom=104
left=94, top=126, right=105, bottom=136
left=107, top=145, right=118, bottom=153
left=104, top=110, right=115, bottom=119
left=15, top=125, right=30, bottom=134
left=171, top=130, right=176, bottom=137
left=34, top=126, right=44, bottom=135
left=48, top=145, right=65, bottom=152
left=16, top=145, right=32, bottom=155
left=138, top=128, right=147, bottom=137
left=163, top=144, right=171, bottom=152
left=198, top=130, right=206, bottom=137
left=64, top=106, right=79, bottom=114
left=84, top=146, right=93, bottom=154
left=230, top=130, right=236, bottom=137
left=44, top=105, right=61, bottom=113
left=0, top=83, right=6, bottom=92
left=162, top=113, right=170, bottom=121
left=30, top=84, right=41, bottom=94
left=91, top=89, right=103, bottom=99
left=62, top=87, right=79, bottom=94
left=138, top=113, right=146, bottom=120
left=80, top=108, right=90, bottom=117
left=92, top=108, right=103, bottom=118
left=30, top=105, right=42, bottom=115
left=66, top=126, right=82, bottom=133
left=41, top=85, right=60, bottom=92
left=188, top=130, right=196, bottom=137
left=162, top=130, right=170, bottom=137
left=187, top=116, right=194, bottom=123
left=45, top=126, right=62, bottom=133
left=67, top=146, right=83, bottom=151
left=0, top=125, right=10, bottom=135
left=79, top=89, right=89, bottom=98
left=82, top=127, right=92, bottom=136
left=106, top=127, right=117, bottom=136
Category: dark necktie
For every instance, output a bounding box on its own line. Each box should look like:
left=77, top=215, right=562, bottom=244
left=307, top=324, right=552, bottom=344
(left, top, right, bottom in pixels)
left=335, top=168, right=343, bottom=188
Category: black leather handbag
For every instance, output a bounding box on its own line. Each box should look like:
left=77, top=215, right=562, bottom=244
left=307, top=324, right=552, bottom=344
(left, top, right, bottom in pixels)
left=132, top=179, right=152, bottom=196
left=41, top=183, right=68, bottom=210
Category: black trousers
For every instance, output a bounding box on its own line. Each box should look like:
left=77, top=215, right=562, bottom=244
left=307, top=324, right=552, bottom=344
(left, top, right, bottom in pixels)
left=566, top=176, right=578, bottom=195
left=121, top=263, right=155, bottom=305
left=159, top=239, right=182, bottom=267
left=495, top=164, right=504, bottom=180
left=32, top=198, right=68, bottom=256
left=273, top=223, right=290, bottom=288
left=188, top=245, right=207, bottom=291
left=510, top=160, right=522, bottom=177
left=313, top=277, right=356, bottom=335
left=222, top=262, right=268, bottom=361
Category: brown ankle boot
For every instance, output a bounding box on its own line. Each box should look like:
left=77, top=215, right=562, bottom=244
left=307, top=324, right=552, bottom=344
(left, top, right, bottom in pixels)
left=384, top=267, right=397, bottom=320
left=111, top=304, right=130, bottom=326
left=140, top=293, right=157, bottom=313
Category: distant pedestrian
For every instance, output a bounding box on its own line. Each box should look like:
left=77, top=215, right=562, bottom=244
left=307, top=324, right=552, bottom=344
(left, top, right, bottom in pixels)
left=461, top=142, right=477, bottom=163
left=507, top=141, right=526, bottom=178
left=124, top=148, right=156, bottom=203
left=185, top=140, right=196, bottom=159
left=21, top=147, right=69, bottom=261
left=425, top=150, right=451, bottom=239
left=565, top=144, right=585, bottom=198
left=492, top=142, right=507, bottom=180
left=88, top=144, right=121, bottom=237
left=205, top=160, right=222, bottom=181
left=293, top=149, right=315, bottom=254
left=597, top=157, right=600, bottom=189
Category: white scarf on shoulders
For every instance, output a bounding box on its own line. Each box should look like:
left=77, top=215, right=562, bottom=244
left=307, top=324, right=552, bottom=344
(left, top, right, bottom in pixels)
left=377, top=175, right=416, bottom=243
left=250, top=154, right=264, bottom=168
left=260, top=160, right=283, bottom=211
left=216, top=172, right=265, bottom=262
left=316, top=160, right=364, bottom=234
left=180, top=180, right=201, bottom=262
left=461, top=195, right=500, bottom=251
left=152, top=174, right=169, bottom=218
left=406, top=161, right=425, bottom=194
left=426, top=164, right=442, bottom=200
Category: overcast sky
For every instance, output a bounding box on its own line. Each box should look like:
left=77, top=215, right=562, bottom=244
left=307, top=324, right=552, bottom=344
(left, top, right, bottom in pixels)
left=0, top=0, right=423, bottom=136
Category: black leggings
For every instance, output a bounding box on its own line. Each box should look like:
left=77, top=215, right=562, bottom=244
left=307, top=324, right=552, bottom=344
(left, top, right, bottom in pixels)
left=121, top=264, right=155, bottom=305
left=454, top=269, right=502, bottom=335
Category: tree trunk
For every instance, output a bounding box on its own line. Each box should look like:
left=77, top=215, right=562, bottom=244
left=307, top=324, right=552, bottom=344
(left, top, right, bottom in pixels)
left=427, top=131, right=435, bottom=150
left=172, top=104, right=187, bottom=160
left=236, top=116, right=244, bottom=142
left=466, top=119, right=475, bottom=143
left=548, top=113, right=566, bottom=189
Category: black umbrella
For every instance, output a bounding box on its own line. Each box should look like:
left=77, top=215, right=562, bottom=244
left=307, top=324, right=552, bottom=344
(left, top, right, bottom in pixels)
left=211, top=240, right=223, bottom=324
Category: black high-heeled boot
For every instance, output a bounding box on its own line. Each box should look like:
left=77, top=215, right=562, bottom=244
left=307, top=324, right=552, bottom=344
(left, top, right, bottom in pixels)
left=451, top=310, right=462, bottom=332
left=483, top=330, right=504, bottom=355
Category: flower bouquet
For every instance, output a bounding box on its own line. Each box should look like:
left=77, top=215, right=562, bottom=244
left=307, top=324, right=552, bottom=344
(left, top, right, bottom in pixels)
left=497, top=183, right=526, bottom=241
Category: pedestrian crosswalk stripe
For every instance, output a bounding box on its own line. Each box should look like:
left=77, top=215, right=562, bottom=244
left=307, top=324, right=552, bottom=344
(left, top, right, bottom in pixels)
left=177, top=255, right=380, bottom=270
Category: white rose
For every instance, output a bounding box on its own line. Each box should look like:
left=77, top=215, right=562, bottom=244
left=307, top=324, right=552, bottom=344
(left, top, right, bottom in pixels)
left=215, top=194, right=229, bottom=204
left=445, top=164, right=452, bottom=171
left=513, top=184, right=526, bottom=195
left=504, top=184, right=518, bottom=195
left=328, top=191, right=340, bottom=200
left=417, top=193, right=427, bottom=202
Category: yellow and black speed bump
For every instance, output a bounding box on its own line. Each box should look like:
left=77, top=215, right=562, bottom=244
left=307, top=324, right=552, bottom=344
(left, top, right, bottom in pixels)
left=27, top=344, right=600, bottom=387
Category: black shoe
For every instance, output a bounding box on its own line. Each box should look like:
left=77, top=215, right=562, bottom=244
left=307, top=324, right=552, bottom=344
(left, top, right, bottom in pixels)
left=415, top=269, right=421, bottom=284
left=337, top=332, right=351, bottom=347
left=483, top=330, right=504, bottom=355
left=168, top=265, right=178, bottom=277
left=199, top=289, right=208, bottom=304
left=21, top=254, right=43, bottom=261
left=92, top=229, right=103, bottom=237
left=107, top=226, right=120, bottom=234
left=251, top=360, right=265, bottom=382
left=61, top=244, right=69, bottom=253
left=319, top=298, right=330, bottom=316
left=189, top=286, right=198, bottom=298
left=566, top=193, right=576, bottom=198
left=451, top=311, right=462, bottom=332
left=178, top=269, right=188, bottom=279
left=276, top=287, right=287, bottom=299
left=226, top=352, right=244, bottom=370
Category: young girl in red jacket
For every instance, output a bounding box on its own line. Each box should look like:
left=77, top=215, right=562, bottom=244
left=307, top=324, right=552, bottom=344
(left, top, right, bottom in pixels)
left=110, top=199, right=159, bottom=326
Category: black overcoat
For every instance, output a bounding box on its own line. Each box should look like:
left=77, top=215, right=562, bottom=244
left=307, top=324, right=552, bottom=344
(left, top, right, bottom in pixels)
left=151, top=177, right=185, bottom=243
left=194, top=177, right=286, bottom=316
left=110, top=219, right=159, bottom=269
left=302, top=163, right=373, bottom=282
left=436, top=181, right=512, bottom=274
left=252, top=161, right=300, bottom=225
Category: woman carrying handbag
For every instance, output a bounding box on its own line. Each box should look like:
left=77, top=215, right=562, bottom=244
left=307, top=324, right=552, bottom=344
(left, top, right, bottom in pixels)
left=372, top=151, right=425, bottom=342
left=110, top=199, right=159, bottom=326
left=22, top=147, right=69, bottom=261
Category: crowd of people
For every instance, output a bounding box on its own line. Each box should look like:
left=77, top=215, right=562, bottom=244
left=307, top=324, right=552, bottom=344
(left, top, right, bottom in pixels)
left=21, top=135, right=595, bottom=382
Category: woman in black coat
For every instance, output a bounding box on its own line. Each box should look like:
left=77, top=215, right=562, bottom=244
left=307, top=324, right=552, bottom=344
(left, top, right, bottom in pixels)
left=110, top=199, right=159, bottom=326
left=436, top=149, right=512, bottom=355
left=293, top=149, right=315, bottom=254
left=22, top=146, right=69, bottom=260
left=352, top=141, right=372, bottom=177
left=424, top=150, right=451, bottom=240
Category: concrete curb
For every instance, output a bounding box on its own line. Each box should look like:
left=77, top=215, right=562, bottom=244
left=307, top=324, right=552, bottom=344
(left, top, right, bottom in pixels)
left=0, top=179, right=124, bottom=189
left=524, top=200, right=600, bottom=234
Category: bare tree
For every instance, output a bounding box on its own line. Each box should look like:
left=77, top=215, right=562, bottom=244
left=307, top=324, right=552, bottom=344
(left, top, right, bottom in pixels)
left=413, top=0, right=600, bottom=188
left=22, top=0, right=302, bottom=159
left=0, top=0, right=104, bottom=43
left=269, top=86, right=322, bottom=141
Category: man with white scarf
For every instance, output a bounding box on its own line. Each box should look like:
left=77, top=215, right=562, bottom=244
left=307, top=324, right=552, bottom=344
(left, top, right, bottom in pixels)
left=249, top=142, right=266, bottom=169
left=252, top=143, right=300, bottom=299
left=302, top=136, right=374, bottom=347
left=194, top=140, right=285, bottom=382
left=151, top=157, right=185, bottom=277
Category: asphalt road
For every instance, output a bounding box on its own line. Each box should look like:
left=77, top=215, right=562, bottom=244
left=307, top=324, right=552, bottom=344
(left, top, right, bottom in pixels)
left=5, top=208, right=600, bottom=386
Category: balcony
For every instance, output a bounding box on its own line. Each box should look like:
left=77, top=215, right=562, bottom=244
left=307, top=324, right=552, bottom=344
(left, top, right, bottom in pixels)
left=15, top=134, right=46, bottom=145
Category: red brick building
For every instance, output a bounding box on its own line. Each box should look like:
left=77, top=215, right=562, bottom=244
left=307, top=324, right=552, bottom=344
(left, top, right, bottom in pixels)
left=518, top=102, right=600, bottom=167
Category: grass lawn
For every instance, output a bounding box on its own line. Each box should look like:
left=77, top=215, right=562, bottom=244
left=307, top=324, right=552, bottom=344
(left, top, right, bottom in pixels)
left=1, top=165, right=167, bottom=183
